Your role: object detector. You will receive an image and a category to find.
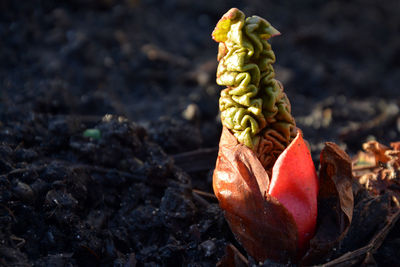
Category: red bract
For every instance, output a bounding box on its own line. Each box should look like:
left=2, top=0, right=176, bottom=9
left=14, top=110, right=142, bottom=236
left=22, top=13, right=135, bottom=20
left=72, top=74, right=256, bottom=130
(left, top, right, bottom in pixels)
left=269, top=129, right=318, bottom=252
left=213, top=127, right=318, bottom=262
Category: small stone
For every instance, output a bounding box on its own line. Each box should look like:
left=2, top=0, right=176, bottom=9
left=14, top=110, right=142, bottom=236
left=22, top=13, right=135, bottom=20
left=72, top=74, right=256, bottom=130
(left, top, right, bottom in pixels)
left=13, top=182, right=34, bottom=202
left=199, top=240, right=216, bottom=257
left=182, top=103, right=200, bottom=121
left=104, top=56, right=114, bottom=67
left=14, top=148, right=38, bottom=162
left=45, top=189, right=78, bottom=209
left=30, top=179, right=48, bottom=195
left=196, top=71, right=210, bottom=86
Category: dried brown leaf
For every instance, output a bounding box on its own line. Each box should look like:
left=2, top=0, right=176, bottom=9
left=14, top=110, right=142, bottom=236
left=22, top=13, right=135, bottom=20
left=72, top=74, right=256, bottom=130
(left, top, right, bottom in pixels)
left=352, top=151, right=376, bottom=171
left=390, top=142, right=400, bottom=151
left=301, top=142, right=354, bottom=265
left=362, top=140, right=390, bottom=164
left=354, top=140, right=400, bottom=196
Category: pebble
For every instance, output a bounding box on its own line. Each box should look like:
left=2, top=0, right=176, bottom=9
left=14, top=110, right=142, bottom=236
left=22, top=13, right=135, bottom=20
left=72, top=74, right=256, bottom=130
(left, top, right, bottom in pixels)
left=199, top=240, right=216, bottom=257
left=14, top=148, right=38, bottom=162
left=182, top=103, right=200, bottom=121
left=45, top=189, right=78, bottom=209
left=13, top=182, right=34, bottom=202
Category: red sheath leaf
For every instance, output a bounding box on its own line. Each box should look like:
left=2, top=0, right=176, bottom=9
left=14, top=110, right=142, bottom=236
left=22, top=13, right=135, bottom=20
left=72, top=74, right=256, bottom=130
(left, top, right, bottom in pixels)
left=301, top=142, right=354, bottom=265
left=269, top=131, right=319, bottom=252
left=213, top=127, right=298, bottom=262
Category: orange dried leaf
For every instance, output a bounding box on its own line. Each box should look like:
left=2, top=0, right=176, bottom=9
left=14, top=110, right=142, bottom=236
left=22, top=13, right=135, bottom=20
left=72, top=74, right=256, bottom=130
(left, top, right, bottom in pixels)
left=390, top=142, right=400, bottom=151
left=362, top=140, right=390, bottom=164
left=353, top=151, right=376, bottom=169
left=353, top=140, right=400, bottom=196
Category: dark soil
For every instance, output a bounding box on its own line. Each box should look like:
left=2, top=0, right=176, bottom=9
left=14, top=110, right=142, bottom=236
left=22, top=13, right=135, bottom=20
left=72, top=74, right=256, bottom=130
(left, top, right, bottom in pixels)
left=1, top=0, right=399, bottom=266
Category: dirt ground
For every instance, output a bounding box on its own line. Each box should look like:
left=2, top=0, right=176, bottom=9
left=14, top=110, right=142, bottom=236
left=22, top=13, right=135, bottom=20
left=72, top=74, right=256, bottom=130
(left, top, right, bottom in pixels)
left=1, top=0, right=399, bottom=266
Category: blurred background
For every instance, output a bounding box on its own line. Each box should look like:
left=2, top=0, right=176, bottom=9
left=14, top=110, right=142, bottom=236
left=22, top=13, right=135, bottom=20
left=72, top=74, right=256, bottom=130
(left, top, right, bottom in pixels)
left=1, top=0, right=400, bottom=156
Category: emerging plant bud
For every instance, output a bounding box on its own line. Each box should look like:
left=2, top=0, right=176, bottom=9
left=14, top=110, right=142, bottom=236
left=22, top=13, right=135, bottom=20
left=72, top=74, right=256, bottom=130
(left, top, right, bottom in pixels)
left=213, top=9, right=355, bottom=265
left=212, top=8, right=319, bottom=263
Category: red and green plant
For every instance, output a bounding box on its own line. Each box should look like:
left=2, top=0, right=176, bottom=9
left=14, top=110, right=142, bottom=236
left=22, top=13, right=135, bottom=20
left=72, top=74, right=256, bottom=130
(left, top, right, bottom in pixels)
left=212, top=8, right=354, bottom=264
